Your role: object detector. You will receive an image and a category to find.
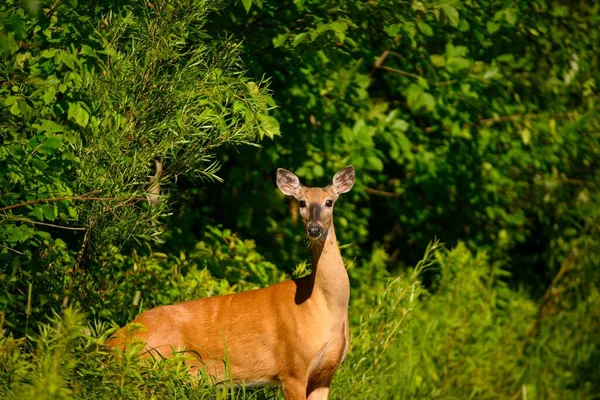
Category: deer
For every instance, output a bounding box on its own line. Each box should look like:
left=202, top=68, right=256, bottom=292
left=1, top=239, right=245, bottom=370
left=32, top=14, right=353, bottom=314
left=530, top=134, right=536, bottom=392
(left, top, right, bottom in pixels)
left=108, top=166, right=355, bottom=399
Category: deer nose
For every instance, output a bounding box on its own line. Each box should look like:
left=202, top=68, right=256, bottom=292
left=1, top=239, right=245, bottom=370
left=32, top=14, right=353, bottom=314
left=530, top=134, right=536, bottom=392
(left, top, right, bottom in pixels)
left=307, top=225, right=323, bottom=238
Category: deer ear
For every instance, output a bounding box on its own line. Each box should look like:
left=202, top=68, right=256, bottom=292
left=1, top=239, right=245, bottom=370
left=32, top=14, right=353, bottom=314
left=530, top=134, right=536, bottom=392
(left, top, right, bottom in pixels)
left=277, top=168, right=302, bottom=196
left=332, top=165, right=355, bottom=194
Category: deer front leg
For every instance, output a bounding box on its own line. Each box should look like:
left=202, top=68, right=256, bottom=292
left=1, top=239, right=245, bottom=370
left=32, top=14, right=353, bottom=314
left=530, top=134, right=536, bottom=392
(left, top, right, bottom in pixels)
left=281, top=377, right=308, bottom=400
left=306, top=367, right=335, bottom=400
left=307, top=386, right=330, bottom=400
left=306, top=347, right=339, bottom=400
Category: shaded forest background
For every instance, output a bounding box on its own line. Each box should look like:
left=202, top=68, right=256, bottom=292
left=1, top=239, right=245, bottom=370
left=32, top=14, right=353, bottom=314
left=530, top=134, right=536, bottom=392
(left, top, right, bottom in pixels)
left=1, top=0, right=599, bottom=398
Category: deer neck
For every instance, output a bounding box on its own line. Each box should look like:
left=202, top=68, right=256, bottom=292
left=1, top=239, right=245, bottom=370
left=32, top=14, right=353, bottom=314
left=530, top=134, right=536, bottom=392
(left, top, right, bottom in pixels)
left=309, top=225, right=350, bottom=311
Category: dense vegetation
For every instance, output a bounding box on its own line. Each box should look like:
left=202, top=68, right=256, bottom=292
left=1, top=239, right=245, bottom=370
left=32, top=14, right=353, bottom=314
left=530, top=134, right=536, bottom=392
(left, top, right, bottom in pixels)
left=1, top=0, right=599, bottom=398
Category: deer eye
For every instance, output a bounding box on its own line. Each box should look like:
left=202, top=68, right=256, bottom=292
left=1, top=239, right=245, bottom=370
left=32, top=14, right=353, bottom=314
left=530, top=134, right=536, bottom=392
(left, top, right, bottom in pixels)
left=299, top=200, right=307, bottom=208
left=325, top=200, right=333, bottom=207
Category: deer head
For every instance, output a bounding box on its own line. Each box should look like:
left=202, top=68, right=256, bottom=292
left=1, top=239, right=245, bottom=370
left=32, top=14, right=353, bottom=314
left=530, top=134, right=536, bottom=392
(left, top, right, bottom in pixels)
left=277, top=166, right=355, bottom=241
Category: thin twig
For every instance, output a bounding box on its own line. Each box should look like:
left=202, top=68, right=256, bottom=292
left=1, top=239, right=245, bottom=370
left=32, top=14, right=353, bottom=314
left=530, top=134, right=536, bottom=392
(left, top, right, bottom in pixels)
left=377, top=65, right=422, bottom=81
left=0, top=244, right=25, bottom=255
left=369, top=50, right=390, bottom=76
left=563, top=178, right=588, bottom=186
left=424, top=111, right=577, bottom=133
left=518, top=250, right=578, bottom=355
left=369, top=32, right=403, bottom=77
left=62, top=217, right=95, bottom=309
left=364, top=187, right=399, bottom=198
left=477, top=112, right=575, bottom=126
left=1, top=216, right=87, bottom=231
left=0, top=194, right=145, bottom=212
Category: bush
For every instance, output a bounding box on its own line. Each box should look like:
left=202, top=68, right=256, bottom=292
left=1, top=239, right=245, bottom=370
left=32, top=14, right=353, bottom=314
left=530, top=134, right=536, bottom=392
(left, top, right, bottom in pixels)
left=1, top=0, right=599, bottom=398
left=387, top=243, right=600, bottom=399
left=0, top=0, right=276, bottom=334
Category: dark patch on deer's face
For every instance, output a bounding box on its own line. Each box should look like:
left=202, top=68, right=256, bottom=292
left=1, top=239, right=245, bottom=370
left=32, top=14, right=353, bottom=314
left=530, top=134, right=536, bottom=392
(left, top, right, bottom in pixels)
left=307, top=203, right=323, bottom=238
left=298, top=187, right=337, bottom=240
left=309, top=203, right=321, bottom=224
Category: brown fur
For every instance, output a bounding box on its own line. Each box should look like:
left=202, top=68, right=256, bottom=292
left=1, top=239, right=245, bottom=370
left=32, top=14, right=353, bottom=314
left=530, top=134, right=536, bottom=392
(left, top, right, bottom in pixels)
left=108, top=166, right=355, bottom=399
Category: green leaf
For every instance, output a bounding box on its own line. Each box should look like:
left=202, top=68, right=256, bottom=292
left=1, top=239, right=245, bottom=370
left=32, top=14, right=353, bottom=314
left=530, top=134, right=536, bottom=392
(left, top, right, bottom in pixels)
left=32, top=158, right=49, bottom=171
left=331, top=20, right=347, bottom=42
left=7, top=226, right=23, bottom=243
left=393, top=119, right=409, bottom=132
left=504, top=9, right=517, bottom=25
left=412, top=1, right=426, bottom=12
left=32, top=206, right=44, bottom=220
left=354, top=120, right=373, bottom=146
left=384, top=24, right=401, bottom=37
left=39, top=135, right=63, bottom=155
left=487, top=21, right=501, bottom=34
left=59, top=52, right=75, bottom=69
left=417, top=20, right=434, bottom=36
left=80, top=44, right=95, bottom=56
left=367, top=156, right=384, bottom=171
left=420, top=93, right=436, bottom=111
left=40, top=49, right=57, bottom=58
left=10, top=102, right=20, bottom=115
left=75, top=107, right=90, bottom=128
left=313, top=165, right=324, bottom=177
left=241, top=0, right=252, bottom=13
left=440, top=4, right=459, bottom=27
left=292, top=32, right=307, bottom=47
left=35, top=230, right=52, bottom=240
left=4, top=96, right=18, bottom=106
left=43, top=87, right=56, bottom=104
left=39, top=119, right=63, bottom=133
left=430, top=54, right=445, bottom=67
left=272, top=32, right=288, bottom=48
left=40, top=204, right=57, bottom=221
left=258, top=114, right=280, bottom=138
left=521, top=128, right=531, bottom=145
left=68, top=102, right=80, bottom=120
left=68, top=207, right=78, bottom=219
left=340, top=126, right=353, bottom=143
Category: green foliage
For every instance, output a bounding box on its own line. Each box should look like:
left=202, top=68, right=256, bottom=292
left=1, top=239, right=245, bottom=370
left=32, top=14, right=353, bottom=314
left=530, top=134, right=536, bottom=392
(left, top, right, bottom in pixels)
left=1, top=0, right=599, bottom=399
left=333, top=240, right=440, bottom=399
left=0, top=0, right=275, bottom=333
left=387, top=243, right=600, bottom=399
left=92, top=225, right=285, bottom=325
left=0, top=243, right=437, bottom=399
left=202, top=0, right=600, bottom=288
left=0, top=307, right=256, bottom=399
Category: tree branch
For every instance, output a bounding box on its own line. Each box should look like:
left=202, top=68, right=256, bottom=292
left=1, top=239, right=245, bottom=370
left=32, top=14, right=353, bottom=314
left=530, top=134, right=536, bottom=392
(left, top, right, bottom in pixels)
left=62, top=217, right=95, bottom=309
left=477, top=112, right=575, bottom=126
left=424, top=112, right=577, bottom=133
left=0, top=194, right=145, bottom=212
left=1, top=216, right=87, bottom=231
left=518, top=250, right=578, bottom=356
left=364, top=186, right=399, bottom=198
left=377, top=65, right=422, bottom=81
left=368, top=50, right=390, bottom=76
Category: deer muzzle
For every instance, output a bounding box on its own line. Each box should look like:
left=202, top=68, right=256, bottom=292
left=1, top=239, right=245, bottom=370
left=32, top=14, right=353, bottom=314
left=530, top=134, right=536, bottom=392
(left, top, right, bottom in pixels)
left=307, top=225, right=323, bottom=238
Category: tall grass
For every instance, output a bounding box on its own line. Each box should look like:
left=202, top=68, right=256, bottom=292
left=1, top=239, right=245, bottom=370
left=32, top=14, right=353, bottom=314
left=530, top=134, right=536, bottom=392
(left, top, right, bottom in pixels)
left=385, top=243, right=600, bottom=399
left=2, top=240, right=597, bottom=399
left=332, top=239, right=441, bottom=399
left=0, top=242, right=440, bottom=399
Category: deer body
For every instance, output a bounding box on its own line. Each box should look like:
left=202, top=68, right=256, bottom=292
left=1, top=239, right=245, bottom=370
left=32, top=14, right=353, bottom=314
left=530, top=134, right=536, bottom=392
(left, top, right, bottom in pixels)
left=108, top=167, right=355, bottom=399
